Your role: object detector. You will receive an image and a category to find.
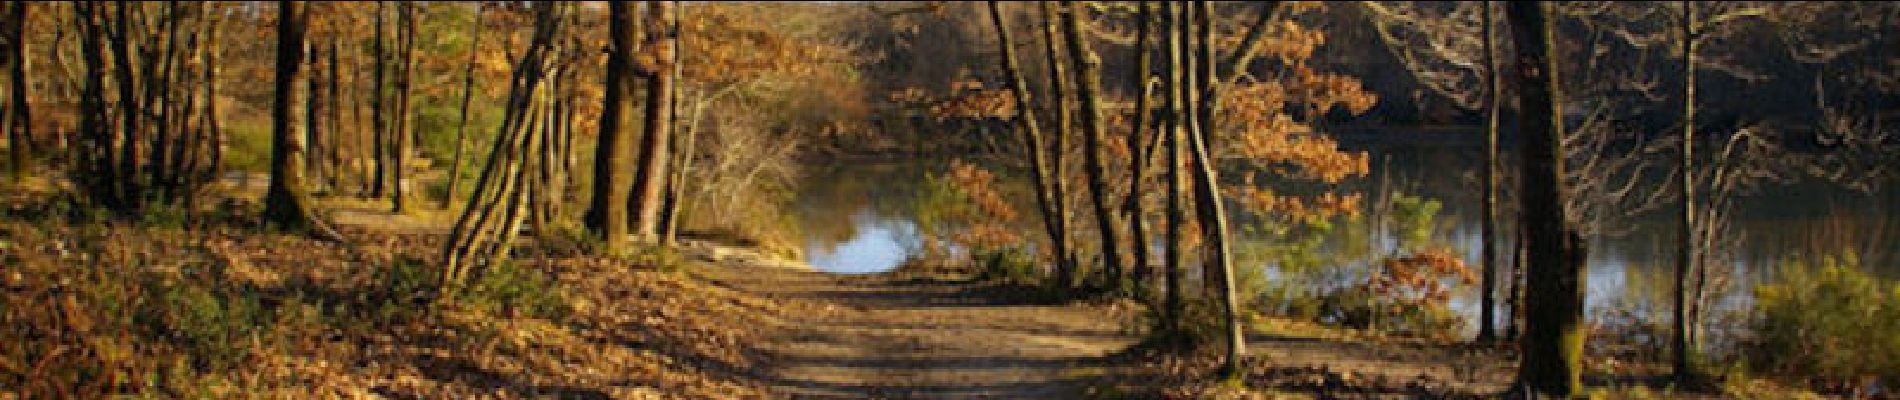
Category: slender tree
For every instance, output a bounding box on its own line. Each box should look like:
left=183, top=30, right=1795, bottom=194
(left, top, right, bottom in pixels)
left=1188, top=0, right=1245, bottom=376
left=1504, top=2, right=1586, bottom=395
left=1160, top=0, right=1188, bottom=337
left=1477, top=1, right=1502, bottom=343
left=1060, top=1, right=1128, bottom=288
left=444, top=3, right=485, bottom=209
left=1038, top=1, right=1077, bottom=287
left=264, top=0, right=342, bottom=241
left=986, top=1, right=1066, bottom=292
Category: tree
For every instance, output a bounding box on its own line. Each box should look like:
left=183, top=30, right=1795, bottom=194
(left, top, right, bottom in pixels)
left=1037, top=1, right=1078, bottom=287
left=1186, top=0, right=1243, bottom=376
left=443, top=1, right=566, bottom=291
left=1504, top=2, right=1586, bottom=396
left=264, top=0, right=342, bottom=241
left=986, top=0, right=1068, bottom=298
left=3, top=2, right=29, bottom=183
left=586, top=1, right=641, bottom=242
left=390, top=1, right=418, bottom=213
left=1059, top=1, right=1128, bottom=289
left=443, top=3, right=484, bottom=210
left=627, top=0, right=677, bottom=239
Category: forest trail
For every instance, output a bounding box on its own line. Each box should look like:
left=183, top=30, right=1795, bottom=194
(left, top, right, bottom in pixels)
left=698, top=266, right=1139, bottom=399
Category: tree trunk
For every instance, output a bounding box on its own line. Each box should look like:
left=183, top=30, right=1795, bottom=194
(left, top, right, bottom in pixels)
left=369, top=2, right=388, bottom=199
left=306, top=42, right=326, bottom=192
left=390, top=1, right=417, bottom=213
left=263, top=0, right=341, bottom=241
left=1504, top=2, right=1586, bottom=396
left=1674, top=0, right=1701, bottom=384
left=1161, top=0, right=1187, bottom=337
left=1477, top=1, right=1501, bottom=343
left=627, top=0, right=676, bottom=240
left=444, top=4, right=484, bottom=209
left=1061, top=1, right=1128, bottom=289
left=4, top=2, right=30, bottom=182
left=987, top=1, right=1066, bottom=288
left=1124, top=1, right=1155, bottom=295
left=1038, top=1, right=1077, bottom=288
left=586, top=1, right=640, bottom=242
left=660, top=1, right=690, bottom=245
left=1189, top=0, right=1245, bottom=376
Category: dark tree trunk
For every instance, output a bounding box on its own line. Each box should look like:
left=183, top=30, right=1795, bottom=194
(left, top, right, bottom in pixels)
left=586, top=1, right=639, bottom=242
left=1038, top=1, right=1077, bottom=288
left=4, top=2, right=30, bottom=182
left=391, top=1, right=417, bottom=213
left=1478, top=1, right=1501, bottom=343
left=987, top=1, right=1066, bottom=288
left=1161, top=0, right=1187, bottom=336
left=1124, top=1, right=1155, bottom=295
left=263, top=0, right=341, bottom=241
left=1504, top=2, right=1586, bottom=396
left=1061, top=1, right=1128, bottom=289
left=369, top=2, right=388, bottom=199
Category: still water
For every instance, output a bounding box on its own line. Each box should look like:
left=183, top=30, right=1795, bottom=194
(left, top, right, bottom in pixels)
left=793, top=143, right=1899, bottom=327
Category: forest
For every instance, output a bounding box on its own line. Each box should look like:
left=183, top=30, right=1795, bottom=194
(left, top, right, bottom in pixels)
left=0, top=1, right=1896, bottom=398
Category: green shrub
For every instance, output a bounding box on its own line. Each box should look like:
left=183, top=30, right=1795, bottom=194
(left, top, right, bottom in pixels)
left=1747, top=253, right=1900, bottom=385
left=976, top=247, right=1040, bottom=284
left=463, top=260, right=568, bottom=319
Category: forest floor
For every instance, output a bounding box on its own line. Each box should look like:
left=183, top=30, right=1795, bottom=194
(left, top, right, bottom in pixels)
left=1, top=183, right=1811, bottom=399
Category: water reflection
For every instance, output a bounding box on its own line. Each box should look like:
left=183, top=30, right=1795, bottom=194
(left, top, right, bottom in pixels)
left=792, top=144, right=1898, bottom=328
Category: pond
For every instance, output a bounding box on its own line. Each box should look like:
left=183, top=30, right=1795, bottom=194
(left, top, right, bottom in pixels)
left=791, top=140, right=1899, bottom=330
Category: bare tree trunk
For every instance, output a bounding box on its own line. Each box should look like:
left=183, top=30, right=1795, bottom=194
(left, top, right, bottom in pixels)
left=1061, top=1, right=1128, bottom=289
left=1674, top=0, right=1701, bottom=384
left=390, top=1, right=416, bottom=213
left=586, top=1, right=640, bottom=242
left=306, top=42, right=326, bottom=192
left=264, top=0, right=341, bottom=241
left=1189, top=0, right=1244, bottom=376
left=4, top=2, right=30, bottom=182
left=987, top=1, right=1065, bottom=287
left=1124, top=1, right=1157, bottom=295
left=444, top=4, right=484, bottom=209
left=1477, top=1, right=1501, bottom=343
left=660, top=1, right=689, bottom=245
left=627, top=0, right=675, bottom=240
left=1161, top=0, right=1187, bottom=337
left=369, top=2, right=388, bottom=199
left=1505, top=2, right=1586, bottom=396
left=1038, top=1, right=1077, bottom=288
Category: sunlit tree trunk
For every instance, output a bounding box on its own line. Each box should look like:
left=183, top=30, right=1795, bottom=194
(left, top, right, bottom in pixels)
left=1038, top=1, right=1077, bottom=288
left=443, top=1, right=563, bottom=292
left=660, top=1, right=689, bottom=245
left=445, top=4, right=484, bottom=209
left=1674, top=0, right=1701, bottom=384
left=1188, top=0, right=1244, bottom=376
left=586, top=1, right=640, bottom=242
left=1061, top=1, right=1128, bottom=289
left=1477, top=1, right=1501, bottom=343
left=987, top=1, right=1066, bottom=288
left=628, top=0, right=676, bottom=239
left=264, top=0, right=341, bottom=241
left=1505, top=2, right=1586, bottom=396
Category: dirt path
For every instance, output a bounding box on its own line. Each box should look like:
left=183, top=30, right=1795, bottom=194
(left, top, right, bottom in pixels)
left=700, top=266, right=1139, bottom=399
